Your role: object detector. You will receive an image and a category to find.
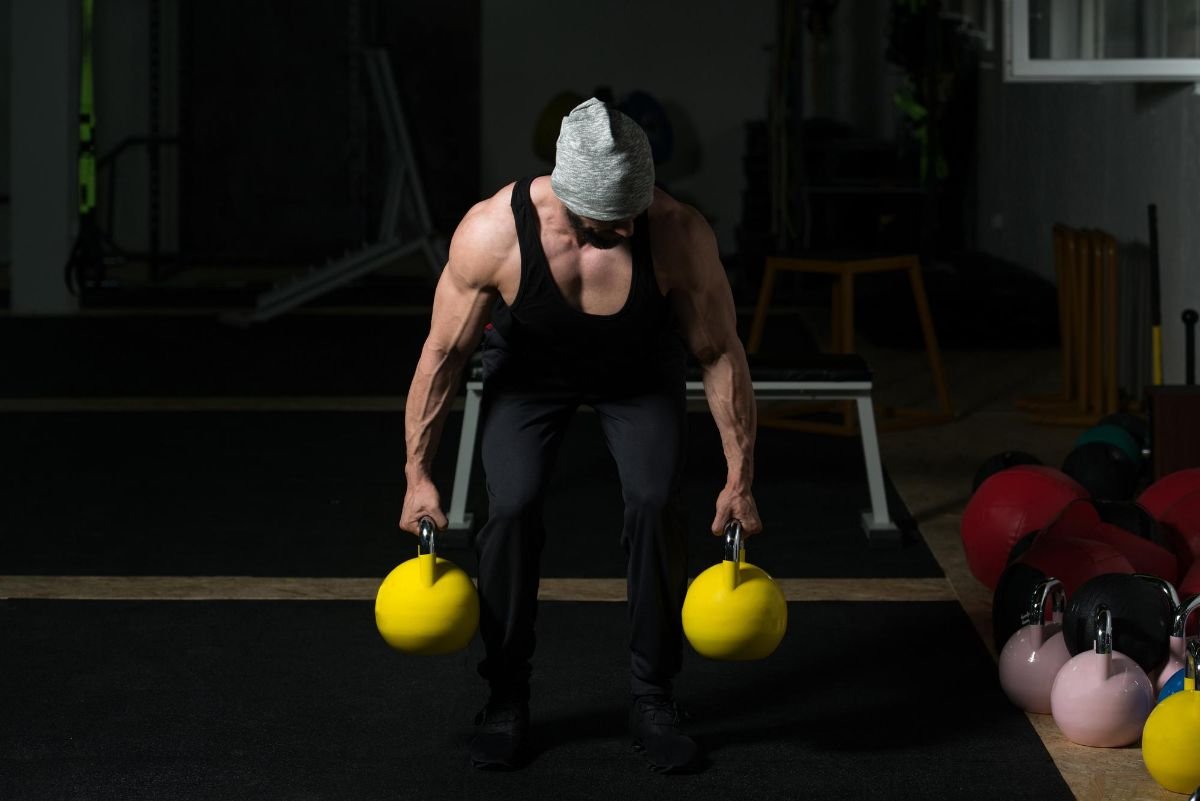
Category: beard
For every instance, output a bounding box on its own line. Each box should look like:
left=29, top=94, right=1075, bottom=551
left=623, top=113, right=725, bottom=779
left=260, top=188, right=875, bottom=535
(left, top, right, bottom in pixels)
left=565, top=210, right=627, bottom=250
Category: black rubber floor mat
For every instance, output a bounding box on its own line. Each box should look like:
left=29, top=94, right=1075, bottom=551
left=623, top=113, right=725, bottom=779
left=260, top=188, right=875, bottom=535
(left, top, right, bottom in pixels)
left=0, top=599, right=1071, bottom=801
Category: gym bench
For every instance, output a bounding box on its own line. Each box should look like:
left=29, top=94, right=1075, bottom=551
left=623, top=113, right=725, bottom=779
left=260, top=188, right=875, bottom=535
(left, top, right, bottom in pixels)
left=444, top=352, right=900, bottom=546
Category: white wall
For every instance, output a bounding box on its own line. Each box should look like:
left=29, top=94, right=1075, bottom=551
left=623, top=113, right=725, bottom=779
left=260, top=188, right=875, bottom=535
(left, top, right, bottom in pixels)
left=9, top=0, right=78, bottom=313
left=974, top=59, right=1200, bottom=383
left=480, top=0, right=775, bottom=252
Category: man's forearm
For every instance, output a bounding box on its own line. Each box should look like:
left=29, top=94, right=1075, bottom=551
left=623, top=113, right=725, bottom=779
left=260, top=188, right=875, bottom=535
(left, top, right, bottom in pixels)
left=701, top=349, right=756, bottom=488
left=404, top=343, right=470, bottom=481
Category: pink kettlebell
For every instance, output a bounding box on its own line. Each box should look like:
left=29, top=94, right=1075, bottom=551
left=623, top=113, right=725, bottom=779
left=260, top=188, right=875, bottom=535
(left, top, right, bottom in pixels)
left=1157, top=593, right=1200, bottom=692
left=998, top=578, right=1071, bottom=714
left=1049, top=605, right=1156, bottom=747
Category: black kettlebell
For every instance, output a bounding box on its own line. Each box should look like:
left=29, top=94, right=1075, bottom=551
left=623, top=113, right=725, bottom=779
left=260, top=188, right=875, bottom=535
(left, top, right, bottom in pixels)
left=993, top=561, right=1049, bottom=652
left=1062, top=442, right=1140, bottom=502
left=1098, top=412, right=1151, bottom=462
left=1062, top=573, right=1174, bottom=675
left=972, top=451, right=1043, bottom=494
left=1094, top=499, right=1168, bottom=548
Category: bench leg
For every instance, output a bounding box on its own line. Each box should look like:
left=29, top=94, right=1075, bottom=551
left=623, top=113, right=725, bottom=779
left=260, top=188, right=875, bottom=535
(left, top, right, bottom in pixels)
left=856, top=394, right=901, bottom=544
left=445, top=385, right=481, bottom=545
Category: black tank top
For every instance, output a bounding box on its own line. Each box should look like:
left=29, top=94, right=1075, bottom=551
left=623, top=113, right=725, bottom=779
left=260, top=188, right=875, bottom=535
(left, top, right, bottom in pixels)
left=485, top=177, right=685, bottom=392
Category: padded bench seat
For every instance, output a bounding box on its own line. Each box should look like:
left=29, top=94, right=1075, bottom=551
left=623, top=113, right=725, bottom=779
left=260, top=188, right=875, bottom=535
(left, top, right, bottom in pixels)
left=446, top=351, right=897, bottom=546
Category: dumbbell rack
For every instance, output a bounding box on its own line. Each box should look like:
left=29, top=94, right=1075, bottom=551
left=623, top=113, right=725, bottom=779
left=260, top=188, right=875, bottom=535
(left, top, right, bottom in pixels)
left=1017, top=225, right=1121, bottom=425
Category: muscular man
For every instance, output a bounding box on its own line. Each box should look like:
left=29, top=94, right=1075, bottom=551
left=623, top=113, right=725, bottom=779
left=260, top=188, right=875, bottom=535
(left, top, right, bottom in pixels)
left=400, top=98, right=760, bottom=773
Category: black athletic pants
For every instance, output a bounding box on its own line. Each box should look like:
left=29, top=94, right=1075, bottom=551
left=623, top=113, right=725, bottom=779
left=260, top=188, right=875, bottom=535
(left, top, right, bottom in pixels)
left=474, top=381, right=689, bottom=700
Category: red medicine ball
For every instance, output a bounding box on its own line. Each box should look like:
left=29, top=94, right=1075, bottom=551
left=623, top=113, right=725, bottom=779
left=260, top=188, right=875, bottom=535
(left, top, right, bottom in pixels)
left=961, top=465, right=1089, bottom=590
left=1041, top=499, right=1180, bottom=585
left=1016, top=535, right=1135, bottom=597
left=1138, top=469, right=1200, bottom=518
left=1181, top=559, right=1200, bottom=598
left=1161, top=490, right=1200, bottom=576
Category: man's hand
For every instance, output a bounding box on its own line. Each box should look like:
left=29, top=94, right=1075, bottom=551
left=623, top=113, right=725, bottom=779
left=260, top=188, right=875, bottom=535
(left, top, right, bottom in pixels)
left=711, top=484, right=762, bottom=538
left=399, top=475, right=448, bottom=535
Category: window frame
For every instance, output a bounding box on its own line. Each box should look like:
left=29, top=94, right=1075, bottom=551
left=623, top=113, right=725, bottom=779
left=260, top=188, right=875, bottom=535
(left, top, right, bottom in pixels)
left=1005, top=0, right=1200, bottom=82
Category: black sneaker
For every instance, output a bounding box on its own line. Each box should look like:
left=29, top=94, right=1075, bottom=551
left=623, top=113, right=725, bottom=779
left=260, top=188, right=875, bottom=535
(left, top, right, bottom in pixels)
left=629, top=695, right=701, bottom=773
left=469, top=696, right=530, bottom=770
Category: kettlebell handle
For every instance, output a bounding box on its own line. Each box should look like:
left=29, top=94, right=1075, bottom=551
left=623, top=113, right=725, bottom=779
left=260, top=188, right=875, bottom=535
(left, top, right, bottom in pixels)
left=1172, top=594, right=1200, bottom=639
left=418, top=517, right=437, bottom=556
left=723, top=520, right=743, bottom=563
left=417, top=517, right=438, bottom=588
left=1023, top=578, right=1063, bottom=627
left=1189, top=639, right=1199, bottom=685
left=1136, top=573, right=1181, bottom=613
left=722, top=520, right=745, bottom=592
left=1094, top=605, right=1113, bottom=656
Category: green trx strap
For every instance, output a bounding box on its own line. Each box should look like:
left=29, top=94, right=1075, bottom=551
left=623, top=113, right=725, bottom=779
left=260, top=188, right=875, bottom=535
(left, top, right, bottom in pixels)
left=78, top=0, right=96, bottom=215
left=893, top=86, right=946, bottom=182
left=66, top=0, right=104, bottom=295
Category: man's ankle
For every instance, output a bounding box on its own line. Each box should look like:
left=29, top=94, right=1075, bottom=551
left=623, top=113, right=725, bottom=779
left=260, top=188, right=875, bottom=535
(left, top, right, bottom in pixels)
left=629, top=695, right=701, bottom=773
left=470, top=696, right=530, bottom=770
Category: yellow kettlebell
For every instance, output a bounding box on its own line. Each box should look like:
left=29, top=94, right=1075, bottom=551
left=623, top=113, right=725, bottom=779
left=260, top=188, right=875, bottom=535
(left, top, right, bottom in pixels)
left=375, top=517, right=479, bottom=655
left=682, top=521, right=787, bottom=661
left=1143, top=640, right=1200, bottom=794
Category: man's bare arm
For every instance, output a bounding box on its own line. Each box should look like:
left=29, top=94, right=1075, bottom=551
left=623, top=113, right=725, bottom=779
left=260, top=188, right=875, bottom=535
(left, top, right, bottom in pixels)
left=664, top=205, right=762, bottom=536
left=401, top=199, right=509, bottom=533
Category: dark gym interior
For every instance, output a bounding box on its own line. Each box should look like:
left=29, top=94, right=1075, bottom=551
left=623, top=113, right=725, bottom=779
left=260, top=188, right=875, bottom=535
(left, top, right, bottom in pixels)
left=4, top=2, right=1200, bottom=799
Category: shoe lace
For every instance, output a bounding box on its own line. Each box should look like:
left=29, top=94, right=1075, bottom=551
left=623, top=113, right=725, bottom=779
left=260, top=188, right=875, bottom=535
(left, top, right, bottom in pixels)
left=475, top=698, right=524, bottom=728
left=635, top=695, right=683, bottom=728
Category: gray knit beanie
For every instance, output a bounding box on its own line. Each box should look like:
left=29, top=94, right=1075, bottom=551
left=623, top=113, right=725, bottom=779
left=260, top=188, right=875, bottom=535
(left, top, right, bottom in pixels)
left=550, top=98, right=655, bottom=221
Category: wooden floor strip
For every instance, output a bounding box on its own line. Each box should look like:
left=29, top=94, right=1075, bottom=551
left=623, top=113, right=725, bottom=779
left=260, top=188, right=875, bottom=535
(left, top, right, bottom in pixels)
left=0, top=306, right=435, bottom=318
left=0, top=576, right=381, bottom=601
left=0, top=575, right=954, bottom=603
left=774, top=577, right=955, bottom=602
left=0, top=396, right=415, bottom=413
left=0, top=304, right=793, bottom=319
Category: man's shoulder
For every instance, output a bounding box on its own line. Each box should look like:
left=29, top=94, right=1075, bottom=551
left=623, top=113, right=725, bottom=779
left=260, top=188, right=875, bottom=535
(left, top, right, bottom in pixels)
left=648, top=188, right=708, bottom=237
left=446, top=182, right=522, bottom=286
left=648, top=190, right=716, bottom=261
left=646, top=188, right=721, bottom=291
left=468, top=180, right=518, bottom=222
left=457, top=182, right=521, bottom=243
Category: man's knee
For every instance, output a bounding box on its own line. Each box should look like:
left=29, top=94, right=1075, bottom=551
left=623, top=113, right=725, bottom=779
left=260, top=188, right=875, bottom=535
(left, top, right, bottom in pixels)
left=622, top=486, right=687, bottom=556
left=484, top=479, right=545, bottom=526
left=622, top=473, right=680, bottom=516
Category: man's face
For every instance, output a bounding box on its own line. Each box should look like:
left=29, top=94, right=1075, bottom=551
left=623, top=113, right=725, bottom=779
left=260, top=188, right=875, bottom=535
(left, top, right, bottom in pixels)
left=565, top=209, right=635, bottom=250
